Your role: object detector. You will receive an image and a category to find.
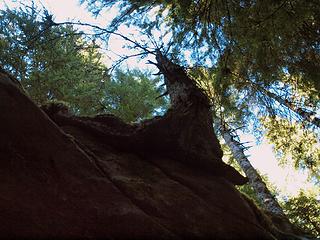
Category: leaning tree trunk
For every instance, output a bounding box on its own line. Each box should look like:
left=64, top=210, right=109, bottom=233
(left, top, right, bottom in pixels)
left=217, top=121, right=284, bottom=215
left=216, top=120, right=300, bottom=234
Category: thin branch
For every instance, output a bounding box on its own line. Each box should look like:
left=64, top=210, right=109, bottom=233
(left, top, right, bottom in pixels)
left=108, top=52, right=149, bottom=72
left=56, top=21, right=157, bottom=55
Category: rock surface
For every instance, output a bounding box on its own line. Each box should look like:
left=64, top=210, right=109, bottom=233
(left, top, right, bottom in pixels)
left=0, top=70, right=276, bottom=239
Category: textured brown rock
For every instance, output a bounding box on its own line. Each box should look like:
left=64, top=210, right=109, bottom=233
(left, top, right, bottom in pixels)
left=0, top=70, right=276, bottom=239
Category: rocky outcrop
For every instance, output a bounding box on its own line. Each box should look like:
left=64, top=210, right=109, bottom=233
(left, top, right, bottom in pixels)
left=0, top=69, right=278, bottom=239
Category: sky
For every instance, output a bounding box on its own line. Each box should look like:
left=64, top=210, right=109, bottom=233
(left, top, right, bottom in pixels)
left=0, top=0, right=317, bottom=198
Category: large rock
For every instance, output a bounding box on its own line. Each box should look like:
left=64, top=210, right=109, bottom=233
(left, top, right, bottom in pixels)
left=0, top=70, right=276, bottom=239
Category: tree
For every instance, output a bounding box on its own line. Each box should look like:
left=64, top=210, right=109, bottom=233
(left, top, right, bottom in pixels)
left=0, top=4, right=166, bottom=121
left=262, top=117, right=320, bottom=182
left=0, top=4, right=107, bottom=115
left=187, top=65, right=320, bottom=237
left=101, top=68, right=167, bottom=122
left=143, top=51, right=247, bottom=185
left=188, top=66, right=295, bottom=232
left=4, top=2, right=318, bottom=238
left=282, top=191, right=320, bottom=238
left=216, top=120, right=300, bottom=233
left=81, top=0, right=319, bottom=134
left=83, top=0, right=320, bottom=92
left=218, top=121, right=284, bottom=214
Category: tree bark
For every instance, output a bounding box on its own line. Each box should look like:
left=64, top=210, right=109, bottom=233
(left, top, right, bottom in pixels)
left=146, top=51, right=248, bottom=185
left=216, top=120, right=302, bottom=234
left=217, top=120, right=285, bottom=215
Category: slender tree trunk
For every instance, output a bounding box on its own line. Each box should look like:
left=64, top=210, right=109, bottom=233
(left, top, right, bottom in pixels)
left=215, top=120, right=303, bottom=234
left=216, top=120, right=285, bottom=215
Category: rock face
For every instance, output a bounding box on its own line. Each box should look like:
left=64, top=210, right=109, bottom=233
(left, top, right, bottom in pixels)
left=0, top=70, right=276, bottom=239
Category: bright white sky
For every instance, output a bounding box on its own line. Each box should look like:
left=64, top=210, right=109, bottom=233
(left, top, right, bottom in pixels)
left=1, top=0, right=318, bottom=198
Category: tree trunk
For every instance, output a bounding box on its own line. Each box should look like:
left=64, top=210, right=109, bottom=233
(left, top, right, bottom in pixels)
left=216, top=120, right=285, bottom=215
left=215, top=120, right=301, bottom=234
left=144, top=51, right=248, bottom=185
